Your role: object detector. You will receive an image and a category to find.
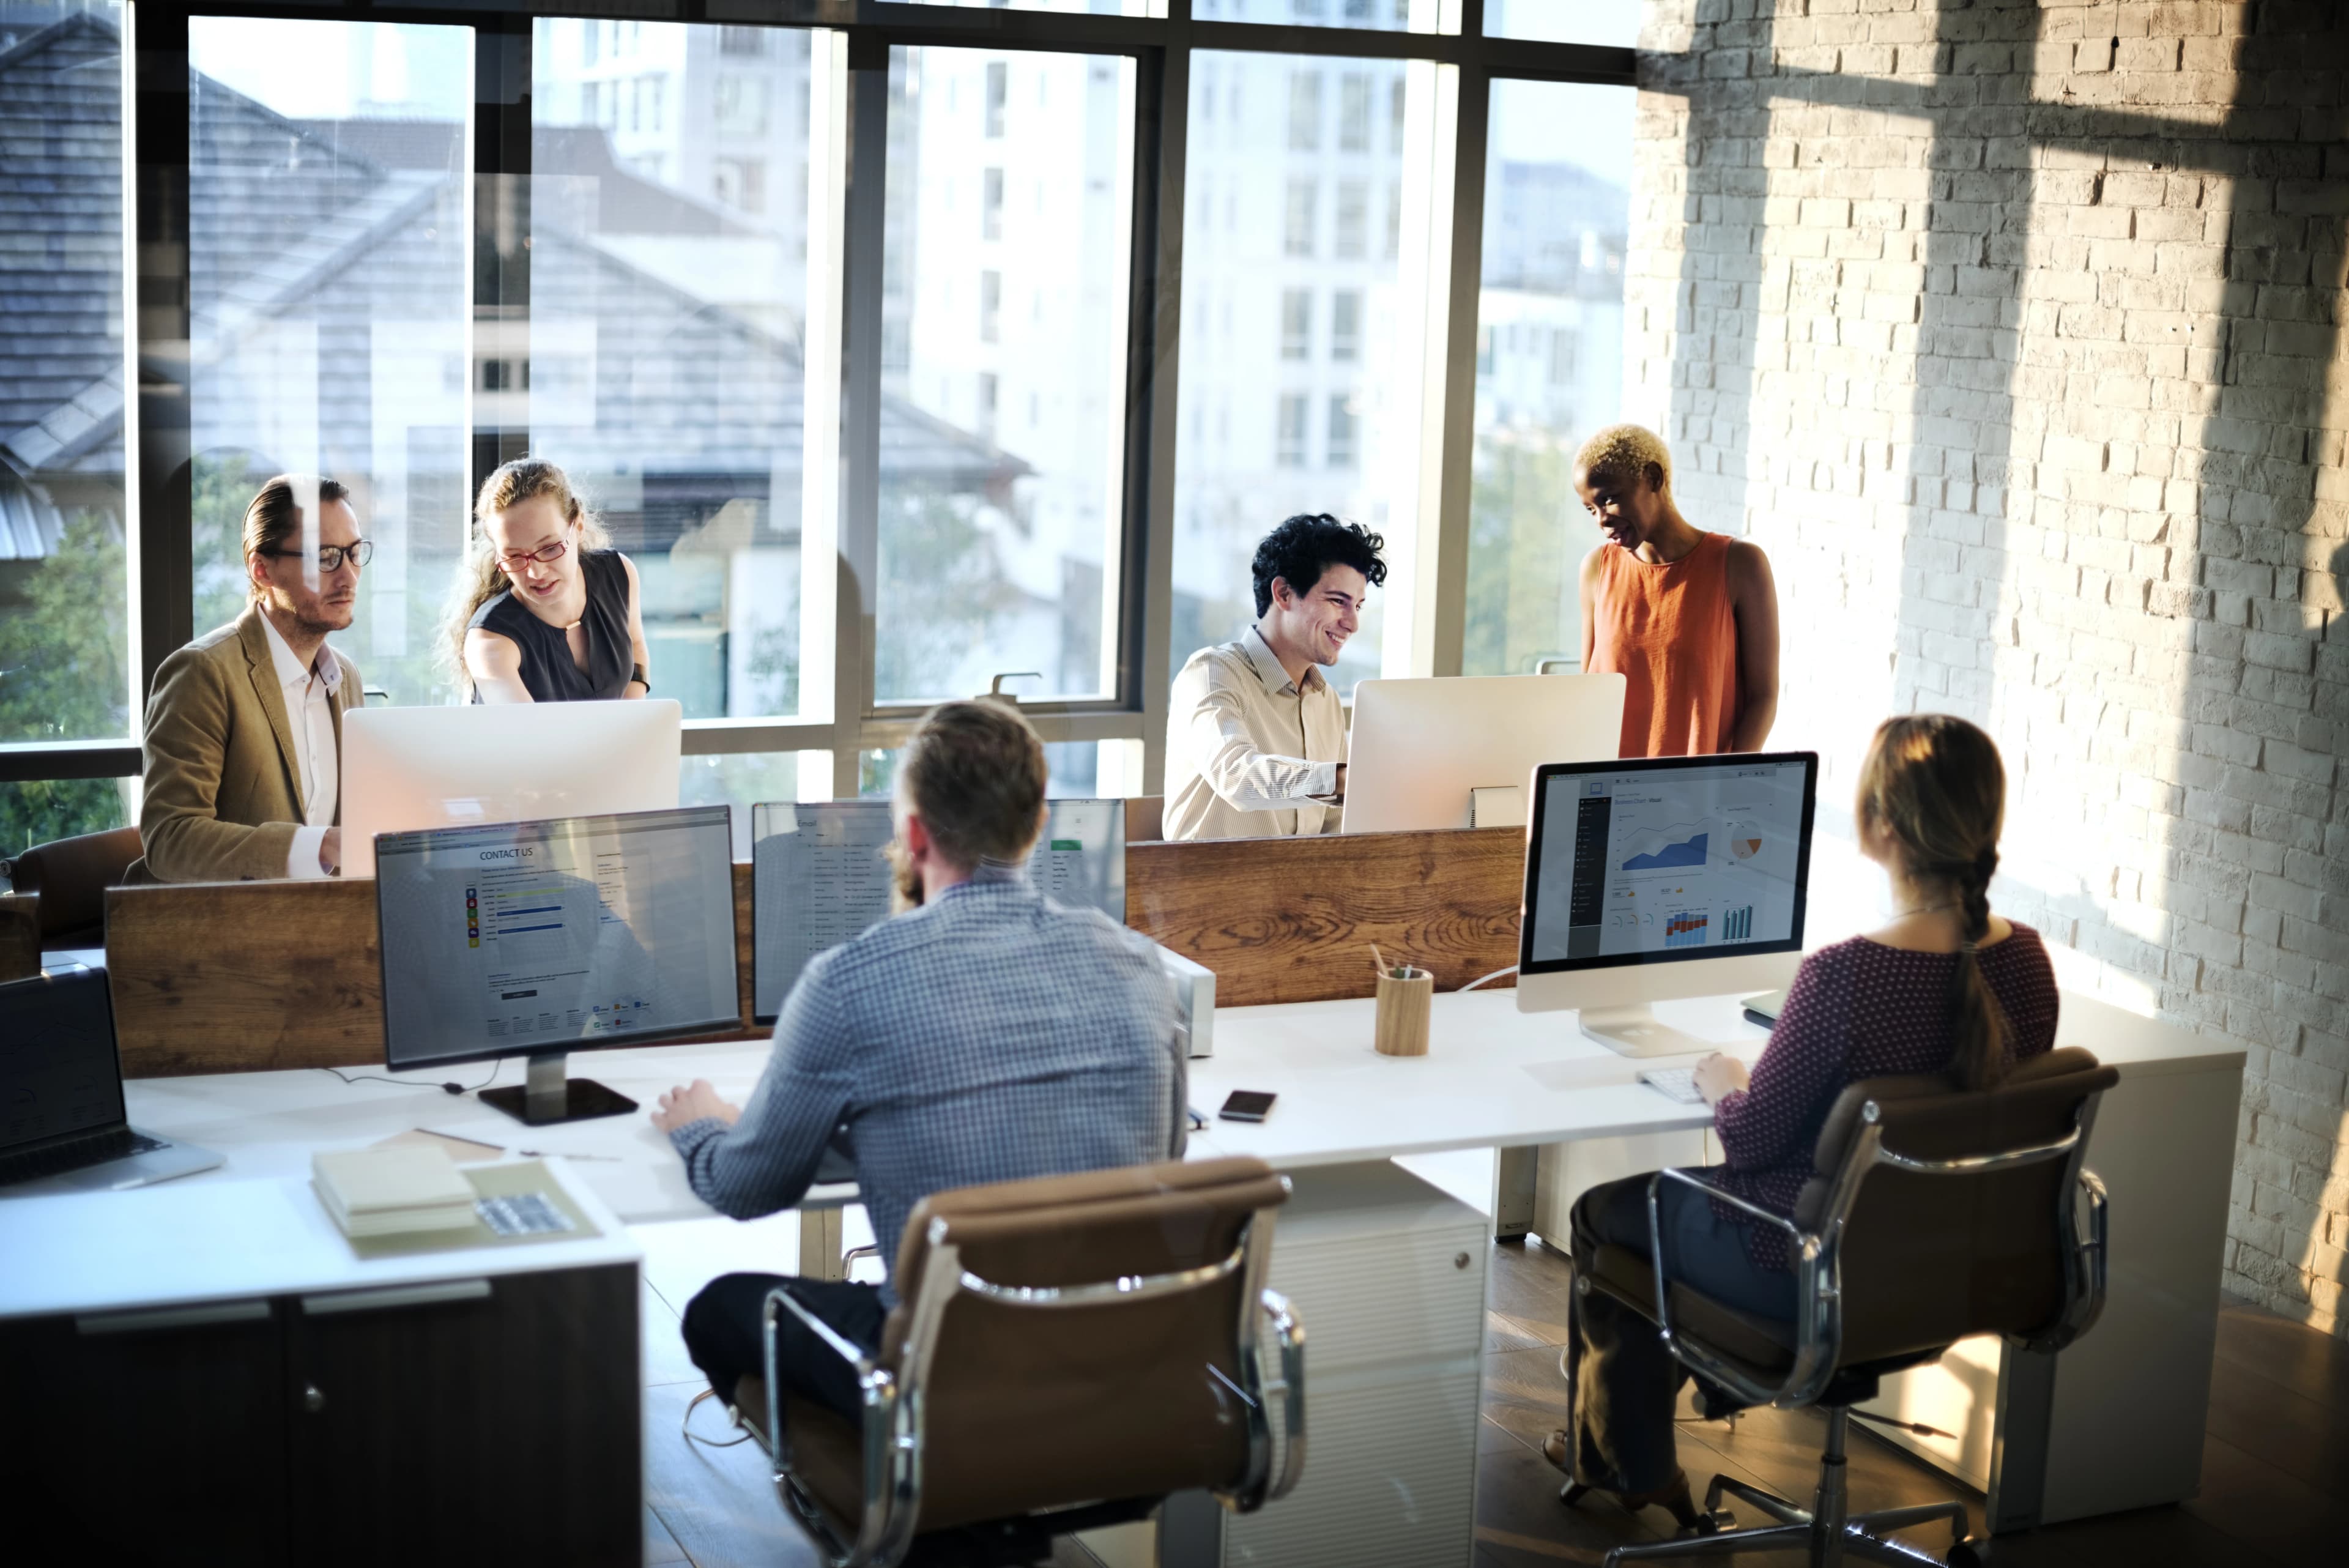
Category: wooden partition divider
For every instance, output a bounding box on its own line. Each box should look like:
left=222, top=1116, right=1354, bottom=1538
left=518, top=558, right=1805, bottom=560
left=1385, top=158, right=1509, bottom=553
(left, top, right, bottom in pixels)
left=0, top=893, right=38, bottom=983
left=105, top=825, right=1525, bottom=1076
left=105, top=866, right=767, bottom=1079
left=1125, top=827, right=1524, bottom=1008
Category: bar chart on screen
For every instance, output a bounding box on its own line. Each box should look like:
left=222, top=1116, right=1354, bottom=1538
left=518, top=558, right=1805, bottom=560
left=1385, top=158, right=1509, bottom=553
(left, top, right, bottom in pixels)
left=1723, top=905, right=1753, bottom=941
left=1664, top=909, right=1710, bottom=948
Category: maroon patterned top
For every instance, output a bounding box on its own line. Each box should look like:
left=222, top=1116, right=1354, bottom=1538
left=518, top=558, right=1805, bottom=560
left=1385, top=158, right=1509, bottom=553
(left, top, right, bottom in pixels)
left=1707, top=924, right=2060, bottom=1272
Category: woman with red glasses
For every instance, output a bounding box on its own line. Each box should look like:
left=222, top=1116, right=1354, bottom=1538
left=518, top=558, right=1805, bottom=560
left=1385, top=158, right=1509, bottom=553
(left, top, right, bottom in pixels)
left=448, top=458, right=651, bottom=704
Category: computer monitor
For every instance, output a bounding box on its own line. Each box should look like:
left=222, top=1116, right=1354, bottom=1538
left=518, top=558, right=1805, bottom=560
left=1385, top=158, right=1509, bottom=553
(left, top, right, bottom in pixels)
left=1342, top=674, right=1628, bottom=834
left=340, top=700, right=685, bottom=878
left=749, top=797, right=1129, bottom=1022
left=374, top=805, right=739, bottom=1124
left=1517, top=752, right=1817, bottom=1058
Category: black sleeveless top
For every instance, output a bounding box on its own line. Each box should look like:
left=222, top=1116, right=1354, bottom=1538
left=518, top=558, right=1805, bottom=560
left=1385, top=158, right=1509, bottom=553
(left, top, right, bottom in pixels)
left=467, top=548, right=633, bottom=702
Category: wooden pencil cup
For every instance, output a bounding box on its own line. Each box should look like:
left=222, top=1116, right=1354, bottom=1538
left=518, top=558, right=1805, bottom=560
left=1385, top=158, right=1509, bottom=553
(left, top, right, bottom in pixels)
left=1374, top=967, right=1434, bottom=1057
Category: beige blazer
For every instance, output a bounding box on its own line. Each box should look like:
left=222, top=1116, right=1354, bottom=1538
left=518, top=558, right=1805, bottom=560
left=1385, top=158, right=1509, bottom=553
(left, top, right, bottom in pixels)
left=130, top=606, right=365, bottom=883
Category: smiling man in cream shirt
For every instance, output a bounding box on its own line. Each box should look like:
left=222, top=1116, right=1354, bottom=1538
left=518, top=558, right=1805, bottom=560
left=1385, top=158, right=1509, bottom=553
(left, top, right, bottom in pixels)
left=1162, top=513, right=1387, bottom=841
left=132, top=475, right=368, bottom=883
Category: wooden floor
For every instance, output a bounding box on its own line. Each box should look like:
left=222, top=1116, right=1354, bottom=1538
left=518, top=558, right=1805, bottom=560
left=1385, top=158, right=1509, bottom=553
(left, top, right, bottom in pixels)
left=633, top=1218, right=2349, bottom=1567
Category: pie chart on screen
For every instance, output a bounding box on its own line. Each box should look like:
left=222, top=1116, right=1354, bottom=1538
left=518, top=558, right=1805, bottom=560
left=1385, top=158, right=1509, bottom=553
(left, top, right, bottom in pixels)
left=1729, top=824, right=1763, bottom=860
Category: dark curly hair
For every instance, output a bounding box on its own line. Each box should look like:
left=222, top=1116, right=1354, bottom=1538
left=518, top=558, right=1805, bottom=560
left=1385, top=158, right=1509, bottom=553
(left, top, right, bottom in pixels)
left=1250, top=513, right=1388, bottom=617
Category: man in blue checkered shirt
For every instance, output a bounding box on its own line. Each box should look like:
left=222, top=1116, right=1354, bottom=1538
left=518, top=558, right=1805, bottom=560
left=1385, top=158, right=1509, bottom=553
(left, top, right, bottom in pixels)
left=651, top=700, right=1185, bottom=1416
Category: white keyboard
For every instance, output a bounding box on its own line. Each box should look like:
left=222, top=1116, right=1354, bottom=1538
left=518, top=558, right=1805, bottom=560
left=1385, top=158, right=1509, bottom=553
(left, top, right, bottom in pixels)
left=1638, top=1066, right=1704, bottom=1105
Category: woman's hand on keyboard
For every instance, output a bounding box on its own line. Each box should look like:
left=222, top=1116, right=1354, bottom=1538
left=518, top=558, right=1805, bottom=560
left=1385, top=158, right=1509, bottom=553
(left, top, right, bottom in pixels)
left=1693, top=1052, right=1750, bottom=1107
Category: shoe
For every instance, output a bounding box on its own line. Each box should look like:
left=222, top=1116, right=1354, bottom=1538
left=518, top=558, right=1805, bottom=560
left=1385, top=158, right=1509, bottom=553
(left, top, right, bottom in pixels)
left=1543, top=1433, right=1712, bottom=1535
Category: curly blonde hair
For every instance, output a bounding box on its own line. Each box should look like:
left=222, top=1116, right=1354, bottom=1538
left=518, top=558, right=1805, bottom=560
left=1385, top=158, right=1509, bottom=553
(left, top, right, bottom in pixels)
left=1573, top=423, right=1674, bottom=489
left=442, top=458, right=612, bottom=685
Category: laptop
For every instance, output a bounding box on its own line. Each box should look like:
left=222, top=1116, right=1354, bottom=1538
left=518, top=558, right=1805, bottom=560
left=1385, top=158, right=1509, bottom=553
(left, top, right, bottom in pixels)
left=0, top=965, right=223, bottom=1194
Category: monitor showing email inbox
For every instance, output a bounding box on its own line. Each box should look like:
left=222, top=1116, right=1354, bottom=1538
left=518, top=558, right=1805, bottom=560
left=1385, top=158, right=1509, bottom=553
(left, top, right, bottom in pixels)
left=377, top=806, right=738, bottom=1069
left=1526, top=755, right=1814, bottom=968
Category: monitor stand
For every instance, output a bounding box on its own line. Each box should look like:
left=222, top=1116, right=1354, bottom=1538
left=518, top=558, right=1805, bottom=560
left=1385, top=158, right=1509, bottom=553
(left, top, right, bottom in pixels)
left=478, top=1052, right=639, bottom=1126
left=1578, top=1006, right=1716, bottom=1060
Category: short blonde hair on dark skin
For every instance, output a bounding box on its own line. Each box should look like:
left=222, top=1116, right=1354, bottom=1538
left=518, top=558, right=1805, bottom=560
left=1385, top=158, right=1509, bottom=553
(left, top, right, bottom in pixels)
left=1573, top=423, right=1674, bottom=489
left=899, top=700, right=1049, bottom=869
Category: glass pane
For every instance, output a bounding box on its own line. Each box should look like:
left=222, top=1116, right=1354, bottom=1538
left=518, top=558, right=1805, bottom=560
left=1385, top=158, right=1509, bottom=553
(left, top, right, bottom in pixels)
left=187, top=18, right=471, bottom=704
left=863, top=1, right=1159, bottom=13
left=875, top=47, right=1137, bottom=705
left=678, top=749, right=828, bottom=856
left=529, top=20, right=816, bottom=719
left=1461, top=78, right=1633, bottom=676
left=859, top=740, right=1115, bottom=801
left=1484, top=0, right=1641, bottom=46
left=1171, top=50, right=1433, bottom=693
left=0, top=4, right=132, bottom=750
left=2, top=780, right=135, bottom=865
left=1197, top=0, right=1423, bottom=33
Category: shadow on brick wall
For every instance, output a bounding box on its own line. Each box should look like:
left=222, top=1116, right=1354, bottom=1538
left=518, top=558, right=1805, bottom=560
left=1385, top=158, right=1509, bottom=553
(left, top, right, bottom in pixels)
left=1647, top=3, right=2348, bottom=1329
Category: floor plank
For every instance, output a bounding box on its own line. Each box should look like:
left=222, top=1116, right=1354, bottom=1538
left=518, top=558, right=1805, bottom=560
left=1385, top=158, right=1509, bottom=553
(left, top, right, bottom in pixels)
left=644, top=1379, right=822, bottom=1568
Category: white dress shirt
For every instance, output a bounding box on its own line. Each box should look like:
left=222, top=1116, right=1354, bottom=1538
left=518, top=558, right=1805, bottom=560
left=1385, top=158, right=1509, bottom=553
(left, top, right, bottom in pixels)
left=1162, top=625, right=1346, bottom=840
left=258, top=614, right=341, bottom=879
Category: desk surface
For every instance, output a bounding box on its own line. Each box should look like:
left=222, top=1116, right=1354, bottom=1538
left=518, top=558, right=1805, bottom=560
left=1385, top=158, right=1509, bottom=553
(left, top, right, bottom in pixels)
left=6, top=984, right=2240, bottom=1320
left=1187, top=987, right=2244, bottom=1169
left=0, top=1158, right=639, bottom=1321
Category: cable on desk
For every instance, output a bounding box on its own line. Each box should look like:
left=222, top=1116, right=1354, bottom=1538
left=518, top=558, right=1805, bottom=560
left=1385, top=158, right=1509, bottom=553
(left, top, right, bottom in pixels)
left=682, top=1387, right=755, bottom=1448
left=317, top=1060, right=503, bottom=1096
left=1458, top=964, right=1519, bottom=992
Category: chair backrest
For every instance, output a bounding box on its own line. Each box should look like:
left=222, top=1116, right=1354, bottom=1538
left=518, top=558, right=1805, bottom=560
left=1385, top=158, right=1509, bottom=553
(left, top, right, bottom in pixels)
left=1794, top=1046, right=2117, bottom=1365
left=7, top=827, right=143, bottom=945
left=877, top=1156, right=1290, bottom=1530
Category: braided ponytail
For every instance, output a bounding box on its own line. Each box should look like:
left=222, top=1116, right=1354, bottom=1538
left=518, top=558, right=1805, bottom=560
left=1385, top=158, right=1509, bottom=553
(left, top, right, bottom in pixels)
left=1855, top=717, right=2010, bottom=1093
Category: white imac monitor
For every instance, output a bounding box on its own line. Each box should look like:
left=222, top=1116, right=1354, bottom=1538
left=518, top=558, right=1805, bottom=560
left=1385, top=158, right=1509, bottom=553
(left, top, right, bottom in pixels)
left=1341, top=674, right=1628, bottom=834
left=1517, top=752, right=1817, bottom=1058
left=375, top=804, right=740, bottom=1124
left=341, top=700, right=683, bottom=878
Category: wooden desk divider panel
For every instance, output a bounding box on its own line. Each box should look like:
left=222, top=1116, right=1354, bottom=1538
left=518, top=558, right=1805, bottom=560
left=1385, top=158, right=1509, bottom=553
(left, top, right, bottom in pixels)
left=105, top=864, right=768, bottom=1079
left=0, top=893, right=37, bottom=982
left=1124, top=827, right=1524, bottom=1008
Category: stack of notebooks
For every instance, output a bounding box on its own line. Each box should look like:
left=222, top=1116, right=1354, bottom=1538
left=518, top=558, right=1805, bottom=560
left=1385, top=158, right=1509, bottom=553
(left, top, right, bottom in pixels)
left=313, top=1146, right=479, bottom=1238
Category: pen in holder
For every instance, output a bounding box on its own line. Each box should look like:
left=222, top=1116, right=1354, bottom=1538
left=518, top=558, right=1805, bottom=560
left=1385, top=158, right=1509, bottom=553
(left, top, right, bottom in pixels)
left=1373, top=962, right=1434, bottom=1058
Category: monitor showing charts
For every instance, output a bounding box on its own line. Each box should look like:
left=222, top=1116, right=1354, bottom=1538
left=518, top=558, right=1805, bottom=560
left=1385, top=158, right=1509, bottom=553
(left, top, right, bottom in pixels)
left=1523, top=753, right=1816, bottom=971
left=376, top=806, right=740, bottom=1070
left=751, top=797, right=1128, bottom=1022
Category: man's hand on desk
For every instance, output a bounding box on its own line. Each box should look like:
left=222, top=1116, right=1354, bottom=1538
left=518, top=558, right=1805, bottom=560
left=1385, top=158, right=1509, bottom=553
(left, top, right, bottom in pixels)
left=1693, top=1052, right=1750, bottom=1107
left=651, top=1079, right=742, bottom=1133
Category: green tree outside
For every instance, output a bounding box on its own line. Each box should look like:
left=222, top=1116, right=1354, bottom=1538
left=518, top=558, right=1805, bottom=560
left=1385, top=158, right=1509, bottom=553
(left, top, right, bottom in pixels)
left=1464, top=431, right=1584, bottom=678
left=0, top=509, right=133, bottom=854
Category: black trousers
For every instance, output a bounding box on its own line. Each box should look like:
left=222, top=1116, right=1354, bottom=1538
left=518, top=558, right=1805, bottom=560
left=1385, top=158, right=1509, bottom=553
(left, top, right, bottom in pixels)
left=1563, top=1172, right=1798, bottom=1495
left=681, top=1273, right=890, bottom=1419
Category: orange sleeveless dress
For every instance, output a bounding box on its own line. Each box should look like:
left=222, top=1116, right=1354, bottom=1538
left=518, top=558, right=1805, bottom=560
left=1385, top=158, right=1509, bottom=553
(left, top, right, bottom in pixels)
left=1587, top=531, right=1742, bottom=757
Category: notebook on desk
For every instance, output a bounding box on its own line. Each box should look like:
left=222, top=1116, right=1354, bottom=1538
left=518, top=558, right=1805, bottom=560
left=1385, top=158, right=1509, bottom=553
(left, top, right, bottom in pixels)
left=0, top=965, right=223, bottom=1195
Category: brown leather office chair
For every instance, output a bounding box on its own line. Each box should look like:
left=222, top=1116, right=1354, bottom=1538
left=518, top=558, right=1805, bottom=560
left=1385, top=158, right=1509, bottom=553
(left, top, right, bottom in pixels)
left=0, top=827, right=143, bottom=949
left=1572, top=1047, right=2117, bottom=1567
left=725, top=1156, right=1305, bottom=1568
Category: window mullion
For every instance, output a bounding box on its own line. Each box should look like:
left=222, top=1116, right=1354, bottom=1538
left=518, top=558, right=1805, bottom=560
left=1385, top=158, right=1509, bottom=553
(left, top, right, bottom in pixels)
left=836, top=34, right=889, bottom=792
left=131, top=5, right=193, bottom=720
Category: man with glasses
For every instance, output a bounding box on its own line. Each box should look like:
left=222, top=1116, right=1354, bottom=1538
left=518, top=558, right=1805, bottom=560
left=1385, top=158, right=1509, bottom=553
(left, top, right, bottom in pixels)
left=131, top=475, right=371, bottom=882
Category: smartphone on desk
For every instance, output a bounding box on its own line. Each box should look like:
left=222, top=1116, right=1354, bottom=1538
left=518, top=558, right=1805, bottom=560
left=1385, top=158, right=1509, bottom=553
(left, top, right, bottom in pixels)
left=1217, top=1090, right=1277, bottom=1124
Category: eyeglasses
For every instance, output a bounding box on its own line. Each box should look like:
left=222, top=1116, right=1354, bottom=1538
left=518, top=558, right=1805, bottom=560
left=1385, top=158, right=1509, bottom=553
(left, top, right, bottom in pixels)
left=260, top=540, right=373, bottom=572
left=495, top=538, right=571, bottom=571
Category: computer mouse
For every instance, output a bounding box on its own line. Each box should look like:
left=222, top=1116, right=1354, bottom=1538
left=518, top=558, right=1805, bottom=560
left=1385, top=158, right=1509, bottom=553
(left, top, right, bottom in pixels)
left=442, top=1082, right=466, bottom=1096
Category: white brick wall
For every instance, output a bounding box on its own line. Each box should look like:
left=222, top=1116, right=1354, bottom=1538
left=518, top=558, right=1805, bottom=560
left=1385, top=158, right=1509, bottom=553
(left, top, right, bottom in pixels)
left=1628, top=0, right=2348, bottom=1333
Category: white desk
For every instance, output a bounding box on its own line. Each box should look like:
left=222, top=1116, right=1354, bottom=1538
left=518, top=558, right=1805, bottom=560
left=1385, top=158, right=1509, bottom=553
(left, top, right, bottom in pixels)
left=10, top=983, right=2241, bottom=1562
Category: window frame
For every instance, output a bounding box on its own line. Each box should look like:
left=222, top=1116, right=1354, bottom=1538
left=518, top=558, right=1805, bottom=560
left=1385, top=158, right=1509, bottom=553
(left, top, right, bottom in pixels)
left=2, top=0, right=1633, bottom=801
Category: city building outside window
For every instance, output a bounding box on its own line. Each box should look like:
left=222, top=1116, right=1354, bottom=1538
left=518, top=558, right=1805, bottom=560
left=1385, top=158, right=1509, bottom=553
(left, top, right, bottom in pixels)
left=1280, top=289, right=1312, bottom=361
left=1334, top=179, right=1368, bottom=259
left=1283, top=178, right=1316, bottom=257
left=1287, top=70, right=1320, bottom=152
left=1327, top=396, right=1357, bottom=469
left=1276, top=393, right=1309, bottom=468
left=1330, top=289, right=1362, bottom=363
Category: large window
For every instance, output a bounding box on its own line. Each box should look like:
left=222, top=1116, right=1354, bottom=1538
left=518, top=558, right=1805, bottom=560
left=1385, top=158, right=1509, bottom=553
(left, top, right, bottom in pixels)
left=1461, top=77, right=1633, bottom=677
left=876, top=46, right=1137, bottom=705
left=530, top=20, right=817, bottom=721
left=1, top=6, right=1639, bottom=838
left=0, top=2, right=132, bottom=847
left=187, top=17, right=472, bottom=705
left=1170, top=50, right=1432, bottom=696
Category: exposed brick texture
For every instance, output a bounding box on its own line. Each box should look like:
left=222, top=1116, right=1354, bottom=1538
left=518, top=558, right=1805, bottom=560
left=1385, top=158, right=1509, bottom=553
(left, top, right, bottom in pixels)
left=1627, top=1, right=2348, bottom=1333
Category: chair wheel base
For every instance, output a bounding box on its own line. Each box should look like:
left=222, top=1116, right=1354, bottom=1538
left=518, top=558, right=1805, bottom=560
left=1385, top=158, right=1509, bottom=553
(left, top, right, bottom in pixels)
left=1948, top=1538, right=1988, bottom=1568
left=1559, top=1481, right=1591, bottom=1507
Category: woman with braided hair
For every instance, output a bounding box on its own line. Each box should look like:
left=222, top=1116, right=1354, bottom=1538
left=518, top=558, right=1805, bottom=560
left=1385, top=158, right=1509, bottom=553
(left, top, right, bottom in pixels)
left=1540, top=713, right=2058, bottom=1528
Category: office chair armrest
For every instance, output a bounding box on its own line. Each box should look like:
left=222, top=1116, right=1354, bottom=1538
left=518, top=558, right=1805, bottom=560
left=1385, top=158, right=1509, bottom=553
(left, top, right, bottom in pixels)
left=762, top=1286, right=902, bottom=1568
left=2024, top=1168, right=2109, bottom=1355
left=1258, top=1287, right=1308, bottom=1504
left=1646, top=1168, right=1841, bottom=1411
